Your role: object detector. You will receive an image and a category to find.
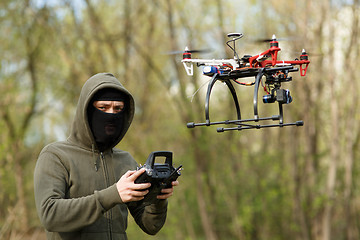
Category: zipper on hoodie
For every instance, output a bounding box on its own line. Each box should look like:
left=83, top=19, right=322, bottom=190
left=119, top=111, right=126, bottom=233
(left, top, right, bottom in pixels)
left=92, top=144, right=99, bottom=171
left=100, top=152, right=113, bottom=239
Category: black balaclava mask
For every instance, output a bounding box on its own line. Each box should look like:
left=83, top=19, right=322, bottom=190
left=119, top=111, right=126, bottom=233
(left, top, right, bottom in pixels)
left=87, top=88, right=126, bottom=152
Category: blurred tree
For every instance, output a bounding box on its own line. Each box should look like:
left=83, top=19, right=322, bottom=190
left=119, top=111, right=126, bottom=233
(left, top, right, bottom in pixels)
left=0, top=0, right=49, bottom=233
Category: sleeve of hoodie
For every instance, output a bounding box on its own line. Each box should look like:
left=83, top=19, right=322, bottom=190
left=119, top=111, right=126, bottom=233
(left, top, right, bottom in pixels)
left=128, top=199, right=168, bottom=235
left=34, top=150, right=122, bottom=232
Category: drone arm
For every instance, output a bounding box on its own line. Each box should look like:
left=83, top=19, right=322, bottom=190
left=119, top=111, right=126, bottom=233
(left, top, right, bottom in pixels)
left=280, top=60, right=310, bottom=76
left=249, top=47, right=281, bottom=68
left=182, top=59, right=239, bottom=75
left=271, top=50, right=279, bottom=66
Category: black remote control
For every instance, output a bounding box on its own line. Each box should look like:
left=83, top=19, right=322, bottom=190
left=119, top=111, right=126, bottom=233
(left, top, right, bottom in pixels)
left=129, top=151, right=182, bottom=207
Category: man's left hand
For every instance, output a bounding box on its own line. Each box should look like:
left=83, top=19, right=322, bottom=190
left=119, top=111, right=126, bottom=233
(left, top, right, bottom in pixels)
left=157, top=181, right=179, bottom=200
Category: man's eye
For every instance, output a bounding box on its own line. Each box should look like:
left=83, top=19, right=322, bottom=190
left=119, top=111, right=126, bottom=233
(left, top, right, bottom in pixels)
left=115, top=106, right=124, bottom=111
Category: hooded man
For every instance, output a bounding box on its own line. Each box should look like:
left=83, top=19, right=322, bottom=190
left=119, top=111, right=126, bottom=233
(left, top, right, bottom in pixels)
left=34, top=73, right=178, bottom=239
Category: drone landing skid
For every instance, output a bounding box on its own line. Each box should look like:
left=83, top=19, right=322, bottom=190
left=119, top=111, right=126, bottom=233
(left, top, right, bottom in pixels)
left=187, top=118, right=304, bottom=132
left=187, top=67, right=304, bottom=132
left=217, top=120, right=304, bottom=132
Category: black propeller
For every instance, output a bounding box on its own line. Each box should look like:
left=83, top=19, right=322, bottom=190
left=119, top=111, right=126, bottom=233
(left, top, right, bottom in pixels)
left=165, top=48, right=212, bottom=55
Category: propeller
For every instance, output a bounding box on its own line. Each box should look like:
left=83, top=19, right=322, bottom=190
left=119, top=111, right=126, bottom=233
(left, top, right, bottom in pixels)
left=284, top=49, right=323, bottom=57
left=165, top=47, right=212, bottom=55
left=253, top=35, right=298, bottom=43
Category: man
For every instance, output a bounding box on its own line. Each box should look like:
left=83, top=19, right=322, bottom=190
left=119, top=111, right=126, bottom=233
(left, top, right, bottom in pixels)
left=34, top=73, right=178, bottom=239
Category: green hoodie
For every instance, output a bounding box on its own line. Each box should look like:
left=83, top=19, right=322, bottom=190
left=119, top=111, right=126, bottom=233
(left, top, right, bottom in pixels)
left=34, top=73, right=167, bottom=239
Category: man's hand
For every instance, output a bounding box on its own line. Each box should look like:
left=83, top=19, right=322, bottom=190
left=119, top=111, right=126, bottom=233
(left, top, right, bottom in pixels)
left=157, top=180, right=179, bottom=200
left=116, top=169, right=151, bottom=203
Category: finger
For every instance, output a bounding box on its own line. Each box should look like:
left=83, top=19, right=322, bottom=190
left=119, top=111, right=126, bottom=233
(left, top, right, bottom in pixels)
left=172, top=180, right=179, bottom=187
left=132, top=182, right=151, bottom=190
left=161, top=187, right=173, bottom=194
left=123, top=170, right=136, bottom=178
left=131, top=189, right=149, bottom=197
left=157, top=192, right=173, bottom=200
left=129, top=168, right=146, bottom=180
left=126, top=194, right=145, bottom=202
left=132, top=196, right=145, bottom=201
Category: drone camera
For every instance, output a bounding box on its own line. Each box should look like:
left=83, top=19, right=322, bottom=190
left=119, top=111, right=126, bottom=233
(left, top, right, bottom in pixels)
left=263, top=94, right=276, bottom=104
left=263, top=89, right=292, bottom=104
left=277, top=89, right=292, bottom=104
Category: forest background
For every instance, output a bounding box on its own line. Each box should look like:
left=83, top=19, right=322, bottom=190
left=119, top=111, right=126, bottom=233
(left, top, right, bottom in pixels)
left=0, top=0, right=359, bottom=239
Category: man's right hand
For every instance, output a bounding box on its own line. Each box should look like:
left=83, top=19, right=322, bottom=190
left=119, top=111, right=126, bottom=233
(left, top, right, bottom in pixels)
left=116, top=169, right=151, bottom=203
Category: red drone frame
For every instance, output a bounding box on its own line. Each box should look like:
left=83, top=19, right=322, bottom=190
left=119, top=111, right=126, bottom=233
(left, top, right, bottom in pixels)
left=248, top=35, right=309, bottom=76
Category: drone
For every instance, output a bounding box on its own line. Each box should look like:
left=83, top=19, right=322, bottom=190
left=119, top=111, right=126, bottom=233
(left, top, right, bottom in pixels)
left=181, top=33, right=310, bottom=132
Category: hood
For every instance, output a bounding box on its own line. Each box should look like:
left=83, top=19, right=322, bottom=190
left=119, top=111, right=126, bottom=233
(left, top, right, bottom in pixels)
left=68, top=73, right=135, bottom=151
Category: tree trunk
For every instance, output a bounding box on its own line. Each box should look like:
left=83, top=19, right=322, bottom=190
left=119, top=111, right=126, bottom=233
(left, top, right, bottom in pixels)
left=322, top=2, right=338, bottom=238
left=192, top=131, right=218, bottom=240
